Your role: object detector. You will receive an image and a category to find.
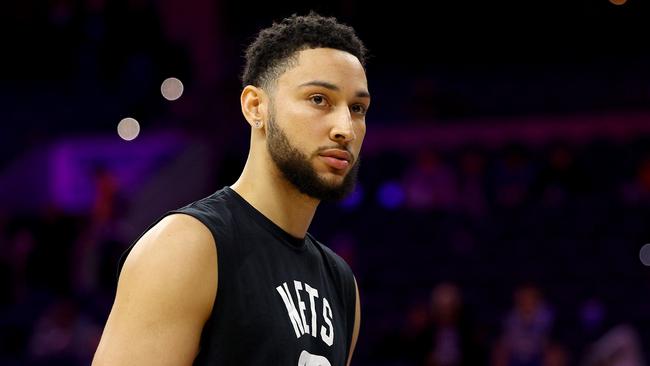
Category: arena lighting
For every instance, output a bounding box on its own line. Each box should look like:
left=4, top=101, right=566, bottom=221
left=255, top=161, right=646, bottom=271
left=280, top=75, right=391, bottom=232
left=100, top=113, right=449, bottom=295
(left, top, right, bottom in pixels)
left=117, top=117, right=141, bottom=141
left=640, top=243, right=650, bottom=266
left=161, top=77, right=184, bottom=101
left=339, top=184, right=364, bottom=209
left=377, top=181, right=404, bottom=209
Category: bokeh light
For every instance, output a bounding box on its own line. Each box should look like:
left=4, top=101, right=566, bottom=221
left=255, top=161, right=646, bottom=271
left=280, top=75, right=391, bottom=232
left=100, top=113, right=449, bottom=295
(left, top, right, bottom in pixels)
left=161, top=77, right=184, bottom=101
left=640, top=243, right=650, bottom=266
left=377, top=181, right=405, bottom=209
left=117, top=117, right=141, bottom=141
left=339, top=184, right=364, bottom=210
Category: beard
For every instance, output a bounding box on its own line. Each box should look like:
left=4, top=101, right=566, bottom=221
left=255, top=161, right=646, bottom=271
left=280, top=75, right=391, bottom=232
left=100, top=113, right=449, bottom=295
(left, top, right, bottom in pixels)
left=266, top=115, right=360, bottom=202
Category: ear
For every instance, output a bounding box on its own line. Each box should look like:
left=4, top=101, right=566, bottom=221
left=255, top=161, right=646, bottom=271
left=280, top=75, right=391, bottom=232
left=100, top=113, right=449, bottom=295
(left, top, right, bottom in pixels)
left=240, top=85, right=269, bottom=128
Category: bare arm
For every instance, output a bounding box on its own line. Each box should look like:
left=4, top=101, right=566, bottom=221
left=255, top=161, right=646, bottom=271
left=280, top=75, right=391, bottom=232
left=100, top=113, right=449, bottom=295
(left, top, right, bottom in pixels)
left=93, top=214, right=217, bottom=366
left=346, top=277, right=361, bottom=366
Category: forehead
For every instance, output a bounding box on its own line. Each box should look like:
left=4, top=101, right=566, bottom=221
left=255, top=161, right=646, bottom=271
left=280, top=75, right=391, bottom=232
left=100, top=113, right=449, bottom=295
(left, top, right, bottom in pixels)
left=277, top=48, right=368, bottom=91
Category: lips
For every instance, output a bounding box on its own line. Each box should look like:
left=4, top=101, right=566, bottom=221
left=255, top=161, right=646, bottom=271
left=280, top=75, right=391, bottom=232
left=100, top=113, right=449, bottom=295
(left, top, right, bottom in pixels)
left=319, top=149, right=352, bottom=162
left=319, top=149, right=352, bottom=170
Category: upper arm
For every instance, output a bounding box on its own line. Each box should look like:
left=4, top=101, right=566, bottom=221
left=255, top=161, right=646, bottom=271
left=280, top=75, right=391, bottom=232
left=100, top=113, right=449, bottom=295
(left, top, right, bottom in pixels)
left=93, top=214, right=217, bottom=366
left=346, top=277, right=361, bottom=366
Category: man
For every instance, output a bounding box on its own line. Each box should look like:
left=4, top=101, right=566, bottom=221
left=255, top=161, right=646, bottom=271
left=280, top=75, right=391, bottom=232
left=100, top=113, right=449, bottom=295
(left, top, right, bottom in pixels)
left=93, top=12, right=370, bottom=365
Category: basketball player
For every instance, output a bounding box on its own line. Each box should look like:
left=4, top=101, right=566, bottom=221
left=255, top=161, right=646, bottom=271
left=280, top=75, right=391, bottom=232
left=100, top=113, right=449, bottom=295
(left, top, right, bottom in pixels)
left=93, top=12, right=370, bottom=365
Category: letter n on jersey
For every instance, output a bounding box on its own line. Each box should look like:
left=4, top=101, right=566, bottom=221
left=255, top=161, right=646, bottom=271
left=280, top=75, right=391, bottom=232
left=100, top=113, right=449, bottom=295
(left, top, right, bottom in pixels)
left=275, top=280, right=334, bottom=346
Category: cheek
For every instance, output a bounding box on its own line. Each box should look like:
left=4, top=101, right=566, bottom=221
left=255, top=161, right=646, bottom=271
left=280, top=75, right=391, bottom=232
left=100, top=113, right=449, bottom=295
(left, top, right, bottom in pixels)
left=356, top=122, right=366, bottom=138
left=354, top=122, right=366, bottom=147
left=274, top=113, right=319, bottom=154
left=284, top=109, right=330, bottom=144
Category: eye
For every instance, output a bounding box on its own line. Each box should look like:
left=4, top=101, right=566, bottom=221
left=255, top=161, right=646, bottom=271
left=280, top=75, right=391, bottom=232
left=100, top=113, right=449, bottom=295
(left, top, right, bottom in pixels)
left=309, top=94, right=329, bottom=107
left=351, top=104, right=368, bottom=115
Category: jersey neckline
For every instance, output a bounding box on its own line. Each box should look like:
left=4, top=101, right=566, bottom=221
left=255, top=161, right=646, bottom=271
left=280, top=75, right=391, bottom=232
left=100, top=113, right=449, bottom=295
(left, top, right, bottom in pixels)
left=223, top=186, right=308, bottom=250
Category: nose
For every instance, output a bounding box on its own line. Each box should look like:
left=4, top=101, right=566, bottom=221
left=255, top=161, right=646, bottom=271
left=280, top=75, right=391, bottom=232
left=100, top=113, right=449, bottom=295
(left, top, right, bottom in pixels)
left=329, top=107, right=356, bottom=144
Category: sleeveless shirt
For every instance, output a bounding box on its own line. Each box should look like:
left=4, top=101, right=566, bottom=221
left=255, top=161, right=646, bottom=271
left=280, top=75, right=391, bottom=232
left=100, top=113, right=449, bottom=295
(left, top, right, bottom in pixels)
left=118, top=186, right=357, bottom=365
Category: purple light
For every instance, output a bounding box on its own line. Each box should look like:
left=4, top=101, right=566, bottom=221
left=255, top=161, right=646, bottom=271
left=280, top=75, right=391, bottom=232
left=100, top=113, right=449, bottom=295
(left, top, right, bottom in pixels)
left=378, top=181, right=404, bottom=209
left=49, top=131, right=186, bottom=213
left=339, top=184, right=364, bottom=210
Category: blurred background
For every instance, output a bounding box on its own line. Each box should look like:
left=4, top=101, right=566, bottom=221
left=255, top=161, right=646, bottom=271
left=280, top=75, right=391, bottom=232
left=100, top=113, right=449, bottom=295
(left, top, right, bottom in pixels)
left=1, top=0, right=650, bottom=364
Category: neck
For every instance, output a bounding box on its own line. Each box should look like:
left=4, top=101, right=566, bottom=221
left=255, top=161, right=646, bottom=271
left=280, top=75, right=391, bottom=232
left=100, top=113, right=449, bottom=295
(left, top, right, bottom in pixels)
left=230, top=149, right=319, bottom=239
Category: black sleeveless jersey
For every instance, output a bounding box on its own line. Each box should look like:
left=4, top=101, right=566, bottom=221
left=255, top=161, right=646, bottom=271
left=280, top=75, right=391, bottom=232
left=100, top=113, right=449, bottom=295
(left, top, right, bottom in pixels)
left=118, top=186, right=357, bottom=365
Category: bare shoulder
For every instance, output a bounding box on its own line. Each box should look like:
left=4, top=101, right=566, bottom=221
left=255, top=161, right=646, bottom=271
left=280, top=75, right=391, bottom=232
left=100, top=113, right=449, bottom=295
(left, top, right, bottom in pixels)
left=93, top=213, right=217, bottom=365
left=118, top=212, right=218, bottom=320
left=121, top=213, right=217, bottom=301
left=123, top=213, right=216, bottom=275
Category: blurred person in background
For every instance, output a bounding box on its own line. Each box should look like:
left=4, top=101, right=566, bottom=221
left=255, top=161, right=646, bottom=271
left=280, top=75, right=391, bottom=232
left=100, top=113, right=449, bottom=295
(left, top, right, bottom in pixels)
left=372, top=282, right=487, bottom=366
left=576, top=298, right=646, bottom=366
left=579, top=325, right=646, bottom=366
left=621, top=155, right=650, bottom=207
left=456, top=148, right=488, bottom=219
left=491, top=145, right=536, bottom=210
left=403, top=150, right=458, bottom=212
left=415, top=282, right=487, bottom=366
left=492, top=283, right=566, bottom=366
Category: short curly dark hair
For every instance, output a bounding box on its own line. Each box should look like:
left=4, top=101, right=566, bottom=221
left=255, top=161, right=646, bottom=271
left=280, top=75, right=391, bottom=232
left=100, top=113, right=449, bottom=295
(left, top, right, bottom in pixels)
left=241, top=11, right=368, bottom=90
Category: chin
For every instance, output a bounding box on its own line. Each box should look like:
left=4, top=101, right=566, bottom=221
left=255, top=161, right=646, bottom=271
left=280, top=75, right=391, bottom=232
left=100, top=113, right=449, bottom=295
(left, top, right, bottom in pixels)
left=320, top=169, right=348, bottom=181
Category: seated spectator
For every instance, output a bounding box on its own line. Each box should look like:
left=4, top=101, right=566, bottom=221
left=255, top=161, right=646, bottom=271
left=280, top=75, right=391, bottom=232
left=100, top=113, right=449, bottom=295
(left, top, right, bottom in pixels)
left=492, top=284, right=556, bottom=366
left=413, top=282, right=487, bottom=366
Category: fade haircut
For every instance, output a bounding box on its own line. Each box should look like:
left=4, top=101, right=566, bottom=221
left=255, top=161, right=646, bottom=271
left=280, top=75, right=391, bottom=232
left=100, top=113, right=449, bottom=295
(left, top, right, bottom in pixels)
left=241, top=11, right=368, bottom=91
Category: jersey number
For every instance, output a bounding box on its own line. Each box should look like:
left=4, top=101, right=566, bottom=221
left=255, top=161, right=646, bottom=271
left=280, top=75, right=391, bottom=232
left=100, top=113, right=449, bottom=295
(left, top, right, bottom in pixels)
left=298, top=350, right=331, bottom=366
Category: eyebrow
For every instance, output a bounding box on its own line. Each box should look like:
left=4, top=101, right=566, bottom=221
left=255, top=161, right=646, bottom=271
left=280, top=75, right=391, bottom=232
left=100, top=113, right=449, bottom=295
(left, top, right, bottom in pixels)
left=298, top=80, right=371, bottom=99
